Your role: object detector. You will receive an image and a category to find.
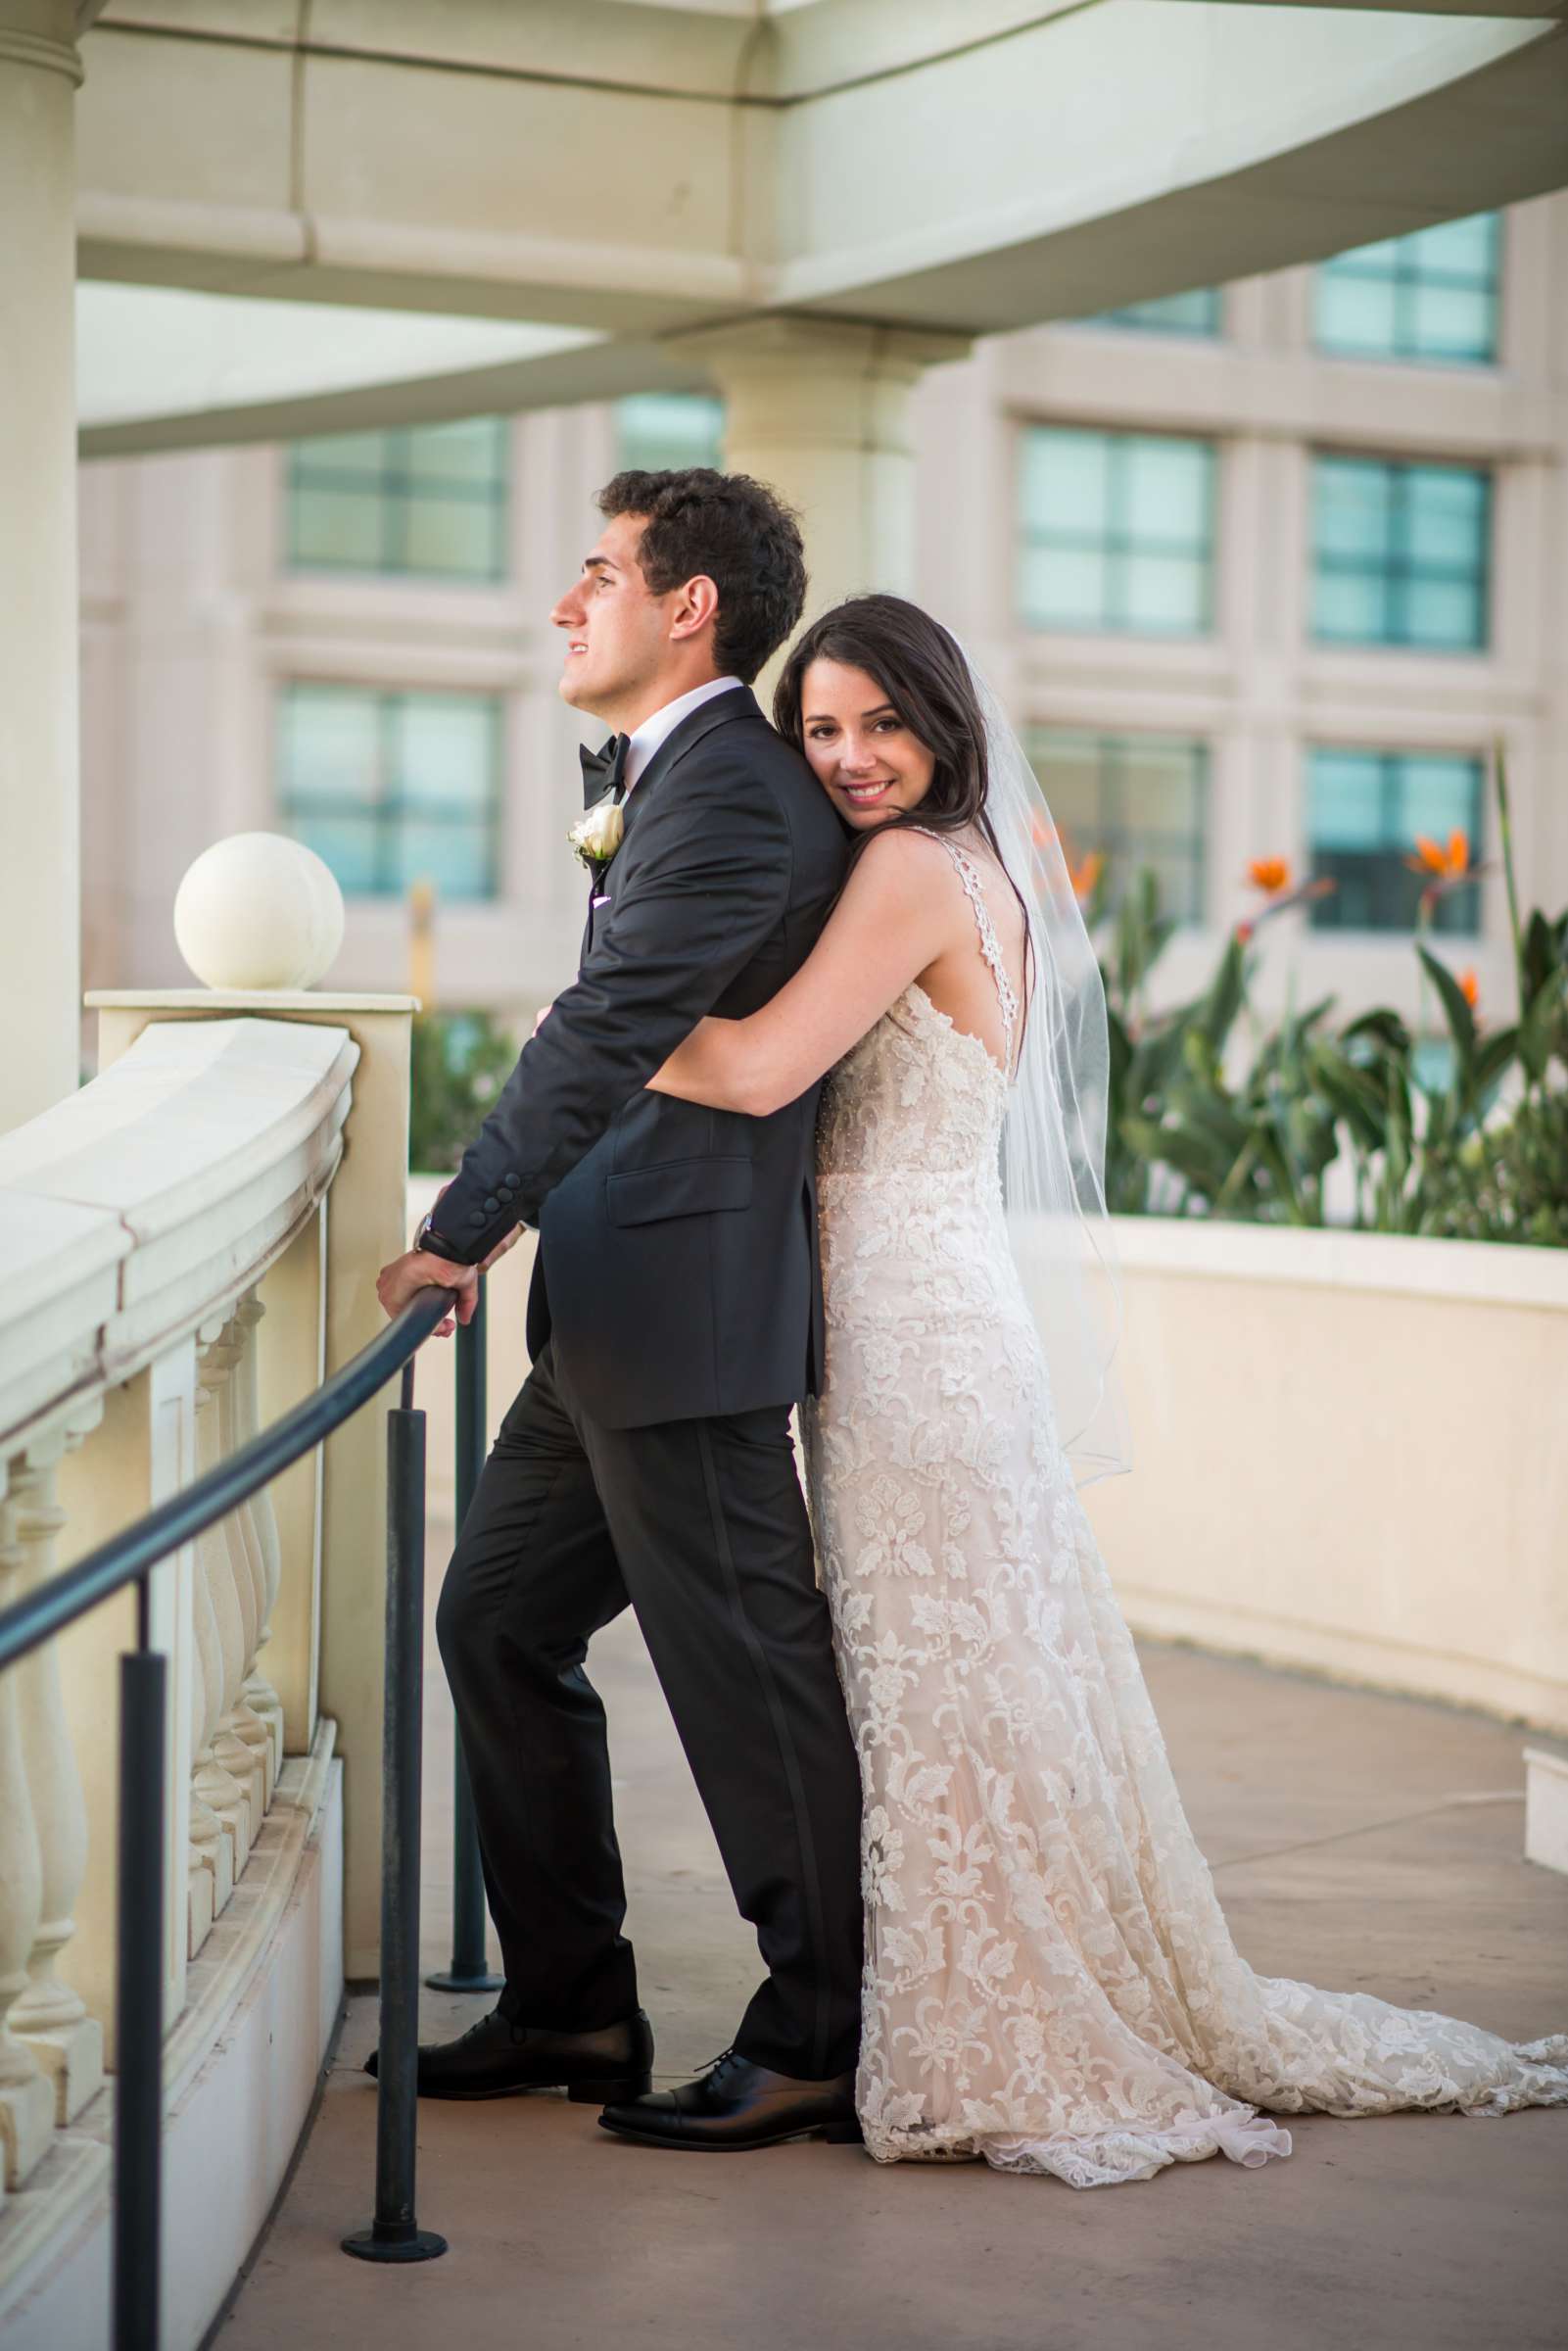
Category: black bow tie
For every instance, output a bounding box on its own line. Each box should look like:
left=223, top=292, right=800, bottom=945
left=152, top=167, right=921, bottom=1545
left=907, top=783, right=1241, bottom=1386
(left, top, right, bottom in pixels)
left=580, top=735, right=628, bottom=808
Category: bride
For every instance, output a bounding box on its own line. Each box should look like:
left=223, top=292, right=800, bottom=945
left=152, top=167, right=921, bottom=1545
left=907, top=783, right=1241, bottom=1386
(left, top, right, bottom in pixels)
left=647, top=592, right=1568, bottom=2187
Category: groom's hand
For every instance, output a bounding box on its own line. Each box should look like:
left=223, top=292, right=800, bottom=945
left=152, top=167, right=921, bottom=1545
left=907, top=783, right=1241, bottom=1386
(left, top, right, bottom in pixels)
left=375, top=1246, right=480, bottom=1338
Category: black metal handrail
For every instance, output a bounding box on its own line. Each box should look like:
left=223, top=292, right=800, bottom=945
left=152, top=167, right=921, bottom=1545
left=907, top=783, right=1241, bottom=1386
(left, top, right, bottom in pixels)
left=0, top=1289, right=450, bottom=1669
left=0, top=1279, right=458, bottom=2348
left=426, top=1283, right=501, bottom=1997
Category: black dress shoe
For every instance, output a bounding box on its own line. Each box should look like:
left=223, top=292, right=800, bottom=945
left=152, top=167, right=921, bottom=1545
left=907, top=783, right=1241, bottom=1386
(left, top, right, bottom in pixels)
left=598, top=2047, right=861, bottom=2151
left=364, top=2006, right=652, bottom=2102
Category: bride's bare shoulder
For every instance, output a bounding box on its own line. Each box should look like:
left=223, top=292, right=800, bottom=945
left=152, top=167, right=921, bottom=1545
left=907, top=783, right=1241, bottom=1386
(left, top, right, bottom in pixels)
left=848, top=823, right=970, bottom=889
left=839, top=823, right=975, bottom=933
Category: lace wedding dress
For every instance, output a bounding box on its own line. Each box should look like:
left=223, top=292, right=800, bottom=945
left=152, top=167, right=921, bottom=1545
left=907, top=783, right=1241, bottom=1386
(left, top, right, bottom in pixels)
left=800, top=831, right=1568, bottom=2189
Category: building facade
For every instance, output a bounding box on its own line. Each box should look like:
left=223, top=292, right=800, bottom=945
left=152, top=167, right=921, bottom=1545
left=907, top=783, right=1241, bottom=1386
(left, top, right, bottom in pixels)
left=78, top=193, right=1568, bottom=1050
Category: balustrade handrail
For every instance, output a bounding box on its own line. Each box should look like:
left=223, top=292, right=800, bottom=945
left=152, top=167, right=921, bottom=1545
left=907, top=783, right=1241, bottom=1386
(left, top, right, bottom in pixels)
left=0, top=1013, right=357, bottom=1461
left=0, top=1287, right=450, bottom=1673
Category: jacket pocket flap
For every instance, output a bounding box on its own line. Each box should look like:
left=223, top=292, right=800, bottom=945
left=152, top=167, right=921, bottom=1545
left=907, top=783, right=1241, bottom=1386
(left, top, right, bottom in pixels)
left=606, top=1156, right=753, bottom=1227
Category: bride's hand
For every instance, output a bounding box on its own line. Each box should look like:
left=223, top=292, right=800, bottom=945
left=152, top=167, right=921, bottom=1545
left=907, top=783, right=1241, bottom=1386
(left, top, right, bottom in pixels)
left=478, top=1224, right=523, bottom=1274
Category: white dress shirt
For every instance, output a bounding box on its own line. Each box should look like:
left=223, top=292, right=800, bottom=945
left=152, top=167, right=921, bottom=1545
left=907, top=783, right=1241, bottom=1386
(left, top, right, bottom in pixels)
left=623, top=674, right=743, bottom=792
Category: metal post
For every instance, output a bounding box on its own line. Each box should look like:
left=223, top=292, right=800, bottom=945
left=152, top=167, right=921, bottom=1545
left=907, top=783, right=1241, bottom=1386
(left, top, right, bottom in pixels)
left=428, top=1286, right=501, bottom=1994
left=114, top=1635, right=166, bottom=2351
left=343, top=1397, right=447, bottom=2263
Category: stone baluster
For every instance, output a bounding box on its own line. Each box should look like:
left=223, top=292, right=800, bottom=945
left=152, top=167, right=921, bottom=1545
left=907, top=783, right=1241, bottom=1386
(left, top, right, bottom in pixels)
left=234, top=1292, right=286, bottom=1783
left=9, top=1434, right=104, bottom=2123
left=0, top=1477, right=54, bottom=2193
left=186, top=1607, right=226, bottom=1951
left=206, top=1320, right=273, bottom=1817
left=191, top=1361, right=253, bottom=1878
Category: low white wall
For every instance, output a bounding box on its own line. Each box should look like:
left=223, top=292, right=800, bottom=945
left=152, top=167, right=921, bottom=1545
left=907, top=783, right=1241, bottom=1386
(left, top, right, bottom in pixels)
left=1, top=1731, right=344, bottom=2351
left=1084, top=1220, right=1568, bottom=1737
left=408, top=1182, right=1568, bottom=1736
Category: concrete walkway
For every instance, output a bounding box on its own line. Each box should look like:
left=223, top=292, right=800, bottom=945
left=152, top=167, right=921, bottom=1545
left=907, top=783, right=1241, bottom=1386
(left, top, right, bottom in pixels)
left=215, top=1520, right=1568, bottom=2351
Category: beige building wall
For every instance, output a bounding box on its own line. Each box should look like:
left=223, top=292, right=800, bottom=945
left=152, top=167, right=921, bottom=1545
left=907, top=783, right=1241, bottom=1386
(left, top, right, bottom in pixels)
left=78, top=193, right=1568, bottom=1045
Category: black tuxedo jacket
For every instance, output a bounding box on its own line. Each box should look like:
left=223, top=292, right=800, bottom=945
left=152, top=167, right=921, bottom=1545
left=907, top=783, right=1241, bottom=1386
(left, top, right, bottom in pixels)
left=430, top=686, right=851, bottom=1428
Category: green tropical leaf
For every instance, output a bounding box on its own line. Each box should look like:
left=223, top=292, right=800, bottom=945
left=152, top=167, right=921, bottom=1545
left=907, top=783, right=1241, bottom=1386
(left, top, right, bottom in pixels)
left=1193, top=935, right=1247, bottom=1052
left=1473, top=1024, right=1520, bottom=1095
left=1417, top=945, right=1477, bottom=1077
left=1521, top=909, right=1557, bottom=1008
left=1308, top=1046, right=1388, bottom=1151
left=1519, top=968, right=1566, bottom=1084
left=1342, top=1006, right=1411, bottom=1059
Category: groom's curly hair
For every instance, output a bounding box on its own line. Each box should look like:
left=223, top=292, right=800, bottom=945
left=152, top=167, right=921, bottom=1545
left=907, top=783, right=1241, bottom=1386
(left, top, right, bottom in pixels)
left=596, top=467, right=807, bottom=685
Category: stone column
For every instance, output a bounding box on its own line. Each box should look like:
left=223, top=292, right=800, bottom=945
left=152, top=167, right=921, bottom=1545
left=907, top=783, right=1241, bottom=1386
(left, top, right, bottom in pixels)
left=55, top=1351, right=199, bottom=2060
left=0, top=1481, right=54, bottom=2192
left=10, top=1439, right=105, bottom=2124
left=679, top=317, right=971, bottom=628
left=235, top=1293, right=288, bottom=1787
left=0, top=2, right=82, bottom=1128
left=256, top=1208, right=326, bottom=1760
left=205, top=1319, right=274, bottom=1813
left=191, top=1353, right=255, bottom=1876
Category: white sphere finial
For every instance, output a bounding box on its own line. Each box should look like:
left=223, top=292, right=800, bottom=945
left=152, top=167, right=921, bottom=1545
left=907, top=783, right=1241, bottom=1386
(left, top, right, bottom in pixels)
left=173, top=833, right=346, bottom=991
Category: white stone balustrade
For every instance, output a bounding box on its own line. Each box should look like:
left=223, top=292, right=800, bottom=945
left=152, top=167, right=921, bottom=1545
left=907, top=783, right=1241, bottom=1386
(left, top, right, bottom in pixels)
left=0, top=1482, right=54, bottom=2198
left=0, top=827, right=415, bottom=2341
left=9, top=1434, right=104, bottom=2128
left=193, top=1335, right=259, bottom=1878
left=236, top=1294, right=287, bottom=1787
left=0, top=1011, right=360, bottom=2209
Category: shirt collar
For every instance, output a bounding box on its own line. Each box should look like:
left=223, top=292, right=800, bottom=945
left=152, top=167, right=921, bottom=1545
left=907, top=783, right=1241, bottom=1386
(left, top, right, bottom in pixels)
left=623, top=676, right=743, bottom=791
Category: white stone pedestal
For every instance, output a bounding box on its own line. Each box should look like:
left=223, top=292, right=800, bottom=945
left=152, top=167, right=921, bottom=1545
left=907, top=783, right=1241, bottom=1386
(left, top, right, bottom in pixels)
left=0, top=2066, right=54, bottom=2198
left=1523, top=1748, right=1568, bottom=1875
left=15, top=2016, right=102, bottom=2130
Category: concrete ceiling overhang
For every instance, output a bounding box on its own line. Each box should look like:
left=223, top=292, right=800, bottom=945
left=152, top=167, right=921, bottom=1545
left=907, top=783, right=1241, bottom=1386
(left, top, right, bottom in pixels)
left=74, top=0, right=1568, bottom=454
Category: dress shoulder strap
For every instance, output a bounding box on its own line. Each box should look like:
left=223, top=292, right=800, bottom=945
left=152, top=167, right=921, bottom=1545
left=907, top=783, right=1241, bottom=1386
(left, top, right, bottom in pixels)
left=907, top=827, right=1020, bottom=1075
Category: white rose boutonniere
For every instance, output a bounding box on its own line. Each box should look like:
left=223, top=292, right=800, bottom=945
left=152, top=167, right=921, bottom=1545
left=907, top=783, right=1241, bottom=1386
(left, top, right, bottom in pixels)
left=568, top=795, right=625, bottom=873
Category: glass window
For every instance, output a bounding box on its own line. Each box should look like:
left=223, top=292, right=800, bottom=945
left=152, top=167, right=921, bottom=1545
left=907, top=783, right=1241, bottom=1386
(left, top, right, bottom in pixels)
left=277, top=683, right=501, bottom=900
left=1314, top=214, right=1500, bottom=365
left=1307, top=746, right=1482, bottom=934
left=286, top=418, right=509, bottom=582
left=1080, top=289, right=1222, bottom=337
left=1027, top=729, right=1209, bottom=922
left=1310, top=455, right=1490, bottom=650
left=1020, top=427, right=1216, bottom=635
left=615, top=394, right=725, bottom=473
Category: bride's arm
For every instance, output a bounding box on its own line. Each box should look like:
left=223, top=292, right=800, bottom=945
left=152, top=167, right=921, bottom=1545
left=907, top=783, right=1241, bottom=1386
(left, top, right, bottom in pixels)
left=647, top=827, right=959, bottom=1116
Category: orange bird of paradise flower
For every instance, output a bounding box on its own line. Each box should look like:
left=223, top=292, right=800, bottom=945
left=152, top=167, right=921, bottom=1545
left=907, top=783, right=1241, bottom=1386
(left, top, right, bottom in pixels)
left=1247, top=857, right=1291, bottom=894
left=1069, top=850, right=1105, bottom=902
left=1406, top=830, right=1472, bottom=882
left=1458, top=968, right=1480, bottom=1010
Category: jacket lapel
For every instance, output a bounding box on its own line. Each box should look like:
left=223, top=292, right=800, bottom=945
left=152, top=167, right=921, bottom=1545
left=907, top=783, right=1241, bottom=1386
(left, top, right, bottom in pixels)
left=619, top=686, right=761, bottom=842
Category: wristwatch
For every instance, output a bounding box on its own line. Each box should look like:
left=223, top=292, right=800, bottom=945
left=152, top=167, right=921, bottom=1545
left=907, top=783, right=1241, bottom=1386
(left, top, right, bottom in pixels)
left=414, top=1212, right=468, bottom=1264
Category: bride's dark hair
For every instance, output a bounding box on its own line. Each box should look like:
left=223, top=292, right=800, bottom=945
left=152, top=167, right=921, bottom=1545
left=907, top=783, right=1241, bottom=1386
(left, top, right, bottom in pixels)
left=775, top=593, right=1034, bottom=1046
left=773, top=594, right=1010, bottom=871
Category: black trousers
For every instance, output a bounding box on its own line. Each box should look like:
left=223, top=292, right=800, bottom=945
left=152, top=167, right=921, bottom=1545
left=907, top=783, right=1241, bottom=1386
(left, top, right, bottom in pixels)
left=435, top=1343, right=864, bottom=2081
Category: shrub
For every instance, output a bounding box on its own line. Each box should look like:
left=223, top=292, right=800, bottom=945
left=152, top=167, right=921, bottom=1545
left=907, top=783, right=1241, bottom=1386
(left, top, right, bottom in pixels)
left=408, top=1009, right=519, bottom=1174
left=1091, top=757, right=1568, bottom=1243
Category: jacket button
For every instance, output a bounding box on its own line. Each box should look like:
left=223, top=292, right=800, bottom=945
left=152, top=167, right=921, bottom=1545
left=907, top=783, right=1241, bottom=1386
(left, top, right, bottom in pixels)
left=502, top=1172, right=521, bottom=1186
left=484, top=1196, right=499, bottom=1214
left=498, top=1185, right=513, bottom=1203
left=467, top=1210, right=486, bottom=1227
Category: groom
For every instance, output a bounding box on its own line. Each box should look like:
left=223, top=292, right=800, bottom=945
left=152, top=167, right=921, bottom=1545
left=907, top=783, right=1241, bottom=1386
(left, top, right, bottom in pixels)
left=374, top=467, right=865, bottom=2150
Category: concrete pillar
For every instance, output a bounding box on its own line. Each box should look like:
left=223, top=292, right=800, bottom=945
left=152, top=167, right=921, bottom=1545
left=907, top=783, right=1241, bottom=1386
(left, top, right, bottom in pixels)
left=0, top=4, right=82, bottom=1126
left=683, top=317, right=971, bottom=628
